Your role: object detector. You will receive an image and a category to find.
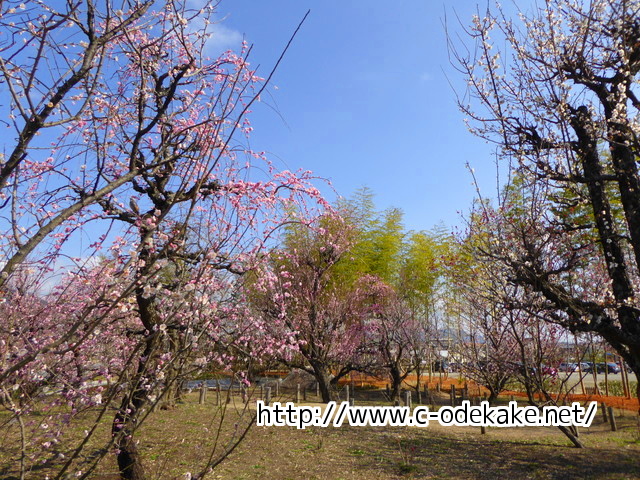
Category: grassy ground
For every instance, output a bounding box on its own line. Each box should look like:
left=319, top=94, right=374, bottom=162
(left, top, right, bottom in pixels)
left=2, top=390, right=640, bottom=479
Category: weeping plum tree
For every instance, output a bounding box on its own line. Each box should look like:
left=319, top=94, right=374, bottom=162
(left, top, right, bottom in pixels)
left=452, top=0, right=640, bottom=404
left=0, top=1, right=325, bottom=478
left=249, top=214, right=378, bottom=403
left=356, top=275, right=425, bottom=404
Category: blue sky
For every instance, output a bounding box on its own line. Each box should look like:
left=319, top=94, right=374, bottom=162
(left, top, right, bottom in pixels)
left=205, top=0, right=509, bottom=233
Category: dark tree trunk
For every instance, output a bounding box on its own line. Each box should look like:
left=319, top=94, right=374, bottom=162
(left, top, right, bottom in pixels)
left=558, top=425, right=584, bottom=448
left=112, top=333, right=155, bottom=480
left=389, top=364, right=403, bottom=404
left=413, top=364, right=423, bottom=399
left=114, top=431, right=146, bottom=480
left=310, top=361, right=333, bottom=403
left=113, top=369, right=149, bottom=480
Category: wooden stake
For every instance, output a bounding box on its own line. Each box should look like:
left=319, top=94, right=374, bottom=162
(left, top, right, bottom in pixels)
left=608, top=406, right=617, bottom=431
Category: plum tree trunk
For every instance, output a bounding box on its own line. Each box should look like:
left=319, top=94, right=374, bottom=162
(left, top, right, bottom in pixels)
left=389, top=364, right=403, bottom=404
left=114, top=432, right=146, bottom=480
left=113, top=378, right=148, bottom=480
left=310, top=361, right=334, bottom=403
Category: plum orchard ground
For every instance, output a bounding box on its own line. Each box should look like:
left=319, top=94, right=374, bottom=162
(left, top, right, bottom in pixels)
left=2, top=390, right=639, bottom=479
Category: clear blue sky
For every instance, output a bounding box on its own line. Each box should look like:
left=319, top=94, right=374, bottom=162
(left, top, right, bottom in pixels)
left=205, top=0, right=511, bottom=233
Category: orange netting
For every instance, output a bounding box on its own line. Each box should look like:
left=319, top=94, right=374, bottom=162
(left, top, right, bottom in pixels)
left=337, top=373, right=640, bottom=413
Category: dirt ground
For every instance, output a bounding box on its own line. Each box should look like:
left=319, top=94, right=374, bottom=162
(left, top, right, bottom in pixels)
left=2, top=390, right=640, bottom=480
left=106, top=391, right=640, bottom=480
left=216, top=420, right=640, bottom=480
